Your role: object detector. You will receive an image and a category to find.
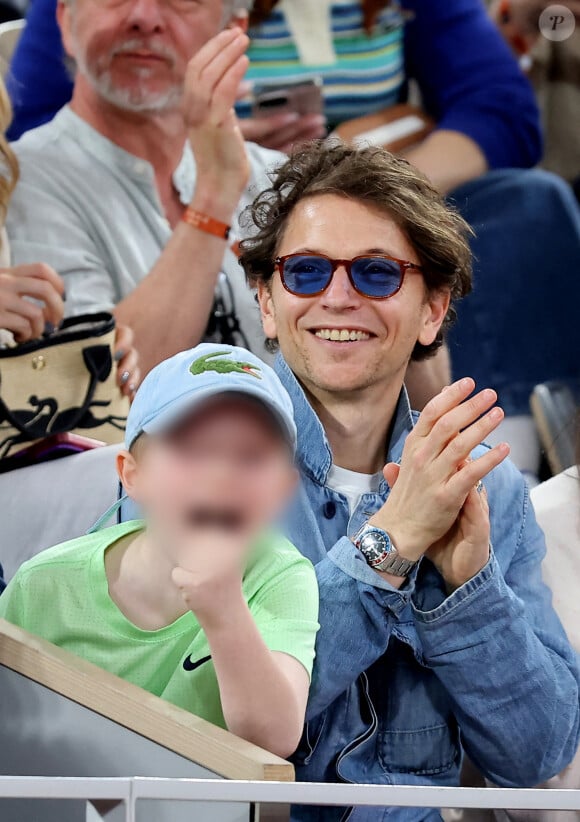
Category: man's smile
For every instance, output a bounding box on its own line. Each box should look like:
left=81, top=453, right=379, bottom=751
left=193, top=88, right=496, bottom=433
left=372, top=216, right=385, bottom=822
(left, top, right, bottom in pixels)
left=310, top=327, right=374, bottom=343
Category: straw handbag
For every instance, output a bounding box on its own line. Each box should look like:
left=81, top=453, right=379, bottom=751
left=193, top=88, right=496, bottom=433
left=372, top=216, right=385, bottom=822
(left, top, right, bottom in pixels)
left=0, top=312, right=129, bottom=460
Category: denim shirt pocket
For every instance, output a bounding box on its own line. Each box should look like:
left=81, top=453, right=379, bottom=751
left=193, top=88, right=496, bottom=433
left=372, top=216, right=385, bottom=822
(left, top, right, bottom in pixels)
left=378, top=723, right=457, bottom=776
left=372, top=642, right=460, bottom=776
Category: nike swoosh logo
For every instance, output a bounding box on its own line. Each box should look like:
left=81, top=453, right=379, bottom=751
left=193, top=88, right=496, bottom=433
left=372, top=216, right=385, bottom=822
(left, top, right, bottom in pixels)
left=183, top=653, right=212, bottom=672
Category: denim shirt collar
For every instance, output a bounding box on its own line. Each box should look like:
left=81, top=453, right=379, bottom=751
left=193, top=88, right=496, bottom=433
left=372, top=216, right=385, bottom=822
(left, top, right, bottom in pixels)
left=274, top=354, right=416, bottom=490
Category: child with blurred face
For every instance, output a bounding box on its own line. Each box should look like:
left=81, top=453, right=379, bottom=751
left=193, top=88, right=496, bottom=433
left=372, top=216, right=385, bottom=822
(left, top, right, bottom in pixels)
left=124, top=393, right=297, bottom=560
left=0, top=344, right=319, bottom=759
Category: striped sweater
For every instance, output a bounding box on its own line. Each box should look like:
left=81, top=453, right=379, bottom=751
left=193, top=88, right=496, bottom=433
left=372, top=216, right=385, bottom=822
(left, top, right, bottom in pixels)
left=236, top=0, right=406, bottom=127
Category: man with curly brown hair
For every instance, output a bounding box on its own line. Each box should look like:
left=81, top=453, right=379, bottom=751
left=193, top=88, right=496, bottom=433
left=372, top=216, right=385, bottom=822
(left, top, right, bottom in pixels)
left=239, top=142, right=580, bottom=822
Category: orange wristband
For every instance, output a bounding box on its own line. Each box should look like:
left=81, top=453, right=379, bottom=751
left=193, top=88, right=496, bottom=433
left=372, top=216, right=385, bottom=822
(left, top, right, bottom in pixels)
left=182, top=207, right=231, bottom=241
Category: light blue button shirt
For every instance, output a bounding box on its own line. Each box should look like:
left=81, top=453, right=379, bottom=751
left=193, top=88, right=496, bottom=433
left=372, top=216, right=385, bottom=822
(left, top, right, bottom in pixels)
left=6, top=106, right=284, bottom=356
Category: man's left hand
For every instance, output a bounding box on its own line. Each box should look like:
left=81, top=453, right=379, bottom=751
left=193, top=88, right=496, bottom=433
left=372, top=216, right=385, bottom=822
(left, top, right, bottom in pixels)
left=425, top=479, right=490, bottom=592
left=385, top=461, right=491, bottom=592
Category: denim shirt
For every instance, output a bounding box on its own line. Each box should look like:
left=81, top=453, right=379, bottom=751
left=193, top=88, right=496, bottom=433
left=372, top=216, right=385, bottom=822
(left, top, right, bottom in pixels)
left=274, top=356, right=580, bottom=822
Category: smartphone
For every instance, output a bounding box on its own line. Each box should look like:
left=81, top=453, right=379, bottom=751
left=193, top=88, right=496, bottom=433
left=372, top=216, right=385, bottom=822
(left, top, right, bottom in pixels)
left=0, top=432, right=106, bottom=474
left=252, top=78, right=323, bottom=119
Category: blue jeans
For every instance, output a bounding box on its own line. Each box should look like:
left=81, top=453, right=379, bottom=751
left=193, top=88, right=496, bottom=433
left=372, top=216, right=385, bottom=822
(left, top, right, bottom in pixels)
left=447, top=169, right=580, bottom=415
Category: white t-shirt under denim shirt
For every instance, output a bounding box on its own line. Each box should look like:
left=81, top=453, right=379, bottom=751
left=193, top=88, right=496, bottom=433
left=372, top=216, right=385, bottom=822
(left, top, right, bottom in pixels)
left=6, top=106, right=284, bottom=358
left=327, top=464, right=383, bottom=516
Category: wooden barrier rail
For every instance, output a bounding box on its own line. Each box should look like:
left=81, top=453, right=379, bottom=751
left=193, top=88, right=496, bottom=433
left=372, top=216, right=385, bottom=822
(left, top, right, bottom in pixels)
left=0, top=619, right=293, bottom=783
left=0, top=619, right=293, bottom=822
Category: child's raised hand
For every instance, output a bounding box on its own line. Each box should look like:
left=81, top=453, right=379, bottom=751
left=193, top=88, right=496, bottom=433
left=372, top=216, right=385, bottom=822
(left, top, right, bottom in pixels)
left=171, top=530, right=249, bottom=629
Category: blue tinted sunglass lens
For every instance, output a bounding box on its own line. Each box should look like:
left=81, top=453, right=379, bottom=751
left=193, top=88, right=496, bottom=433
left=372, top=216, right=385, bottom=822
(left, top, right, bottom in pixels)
left=282, top=256, right=333, bottom=294
left=351, top=257, right=402, bottom=297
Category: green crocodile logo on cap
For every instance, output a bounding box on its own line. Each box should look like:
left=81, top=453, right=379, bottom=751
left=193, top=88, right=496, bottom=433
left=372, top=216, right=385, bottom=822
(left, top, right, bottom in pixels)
left=189, top=350, right=262, bottom=380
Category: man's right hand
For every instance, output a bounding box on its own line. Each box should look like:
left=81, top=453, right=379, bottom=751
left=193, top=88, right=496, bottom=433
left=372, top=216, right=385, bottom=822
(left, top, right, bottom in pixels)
left=183, top=28, right=251, bottom=219
left=0, top=263, right=65, bottom=342
left=369, top=378, right=510, bottom=565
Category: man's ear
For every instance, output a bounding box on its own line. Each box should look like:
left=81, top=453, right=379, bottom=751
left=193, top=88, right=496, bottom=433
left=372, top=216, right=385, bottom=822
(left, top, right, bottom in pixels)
left=57, top=0, right=75, bottom=58
left=116, top=450, right=140, bottom=501
left=417, top=289, right=451, bottom=348
left=256, top=281, right=278, bottom=342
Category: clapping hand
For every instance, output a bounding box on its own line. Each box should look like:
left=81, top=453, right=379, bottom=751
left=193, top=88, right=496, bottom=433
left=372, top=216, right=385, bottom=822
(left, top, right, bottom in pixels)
left=384, top=458, right=492, bottom=592
left=183, top=28, right=251, bottom=215
left=370, top=378, right=510, bottom=590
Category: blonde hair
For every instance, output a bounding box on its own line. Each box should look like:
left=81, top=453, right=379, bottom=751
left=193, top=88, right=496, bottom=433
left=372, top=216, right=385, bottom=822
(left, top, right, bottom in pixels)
left=0, top=78, right=18, bottom=227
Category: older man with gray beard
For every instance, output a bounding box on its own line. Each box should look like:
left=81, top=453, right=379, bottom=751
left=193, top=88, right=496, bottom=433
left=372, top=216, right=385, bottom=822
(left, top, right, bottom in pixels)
left=5, top=0, right=283, bottom=374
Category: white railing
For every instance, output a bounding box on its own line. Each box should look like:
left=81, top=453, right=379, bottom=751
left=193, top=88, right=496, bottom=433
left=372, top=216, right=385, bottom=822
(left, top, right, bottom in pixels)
left=2, top=776, right=580, bottom=821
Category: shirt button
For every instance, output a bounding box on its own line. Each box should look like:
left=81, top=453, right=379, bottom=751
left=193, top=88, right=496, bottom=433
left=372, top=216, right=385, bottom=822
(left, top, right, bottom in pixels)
left=133, top=160, right=147, bottom=175
left=322, top=501, right=336, bottom=519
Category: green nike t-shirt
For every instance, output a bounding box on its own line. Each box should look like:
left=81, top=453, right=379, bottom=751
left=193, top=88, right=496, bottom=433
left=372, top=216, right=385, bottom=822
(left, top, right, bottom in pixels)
left=0, top=521, right=319, bottom=729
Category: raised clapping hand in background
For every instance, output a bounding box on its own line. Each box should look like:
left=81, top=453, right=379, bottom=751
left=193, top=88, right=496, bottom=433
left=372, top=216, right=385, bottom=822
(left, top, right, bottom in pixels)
left=186, top=21, right=326, bottom=163
left=183, top=28, right=252, bottom=221
left=370, top=378, right=510, bottom=591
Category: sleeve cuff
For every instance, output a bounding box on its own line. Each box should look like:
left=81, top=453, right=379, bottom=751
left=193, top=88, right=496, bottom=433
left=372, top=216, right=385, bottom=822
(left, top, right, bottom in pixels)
left=327, top=536, right=418, bottom=614
left=412, top=547, right=497, bottom=625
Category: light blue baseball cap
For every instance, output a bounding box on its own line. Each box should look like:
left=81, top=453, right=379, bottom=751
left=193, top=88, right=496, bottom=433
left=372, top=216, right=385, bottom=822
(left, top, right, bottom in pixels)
left=125, top=343, right=297, bottom=451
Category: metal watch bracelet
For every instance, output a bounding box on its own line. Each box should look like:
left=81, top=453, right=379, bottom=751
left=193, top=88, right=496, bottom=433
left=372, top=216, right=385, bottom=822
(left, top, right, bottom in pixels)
left=374, top=551, right=417, bottom=577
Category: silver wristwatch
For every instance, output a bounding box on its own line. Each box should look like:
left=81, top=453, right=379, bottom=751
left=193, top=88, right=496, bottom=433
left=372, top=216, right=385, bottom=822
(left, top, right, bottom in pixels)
left=352, top=523, right=417, bottom=577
